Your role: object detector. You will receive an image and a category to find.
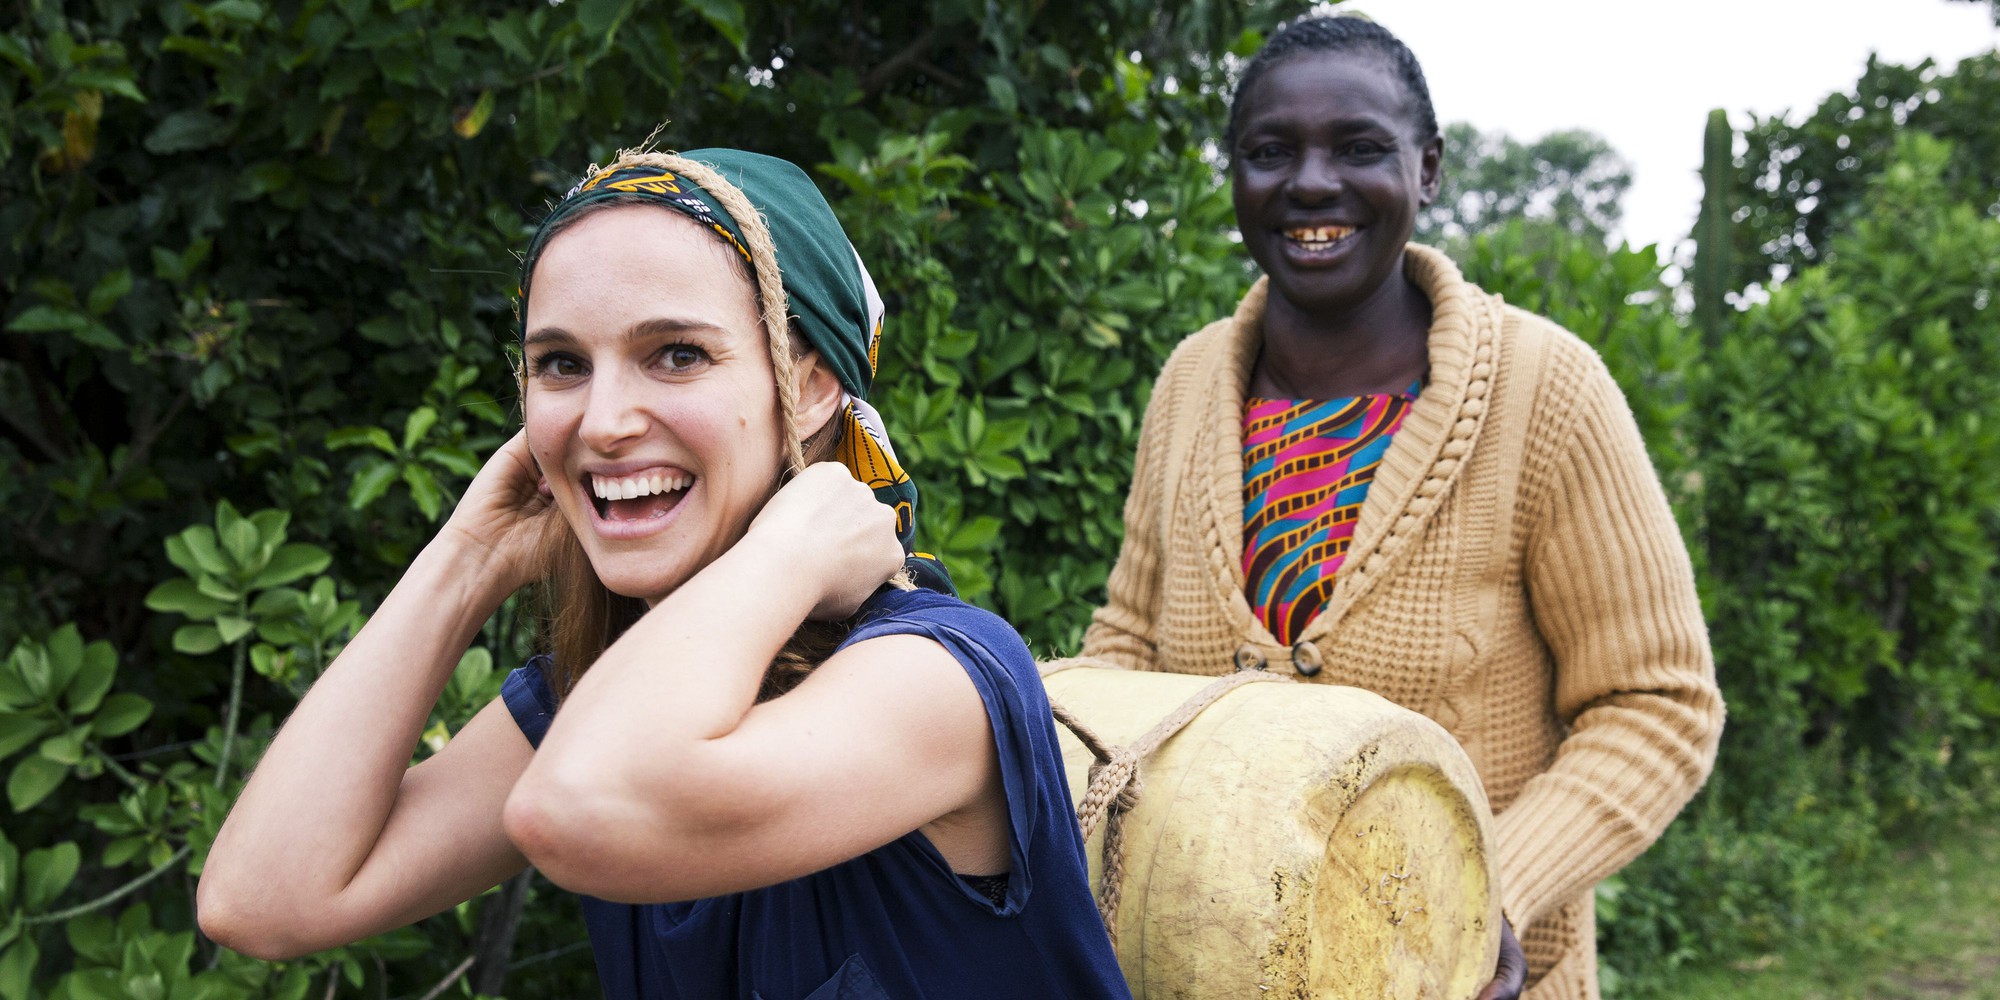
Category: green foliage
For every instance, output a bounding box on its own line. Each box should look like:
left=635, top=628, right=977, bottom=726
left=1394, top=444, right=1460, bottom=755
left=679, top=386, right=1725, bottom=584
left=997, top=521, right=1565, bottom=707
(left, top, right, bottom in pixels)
left=1418, top=122, right=1632, bottom=252
left=1693, top=109, right=1734, bottom=342
left=1727, top=49, right=2000, bottom=293
left=0, top=626, right=150, bottom=813
left=2, top=0, right=1303, bottom=994
left=6, top=1, right=1994, bottom=996
left=1597, top=131, right=2000, bottom=996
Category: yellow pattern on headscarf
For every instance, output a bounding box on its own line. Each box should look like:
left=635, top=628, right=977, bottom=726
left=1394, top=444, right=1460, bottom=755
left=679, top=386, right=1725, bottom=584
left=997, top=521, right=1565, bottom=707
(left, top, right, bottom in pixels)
left=836, top=403, right=910, bottom=491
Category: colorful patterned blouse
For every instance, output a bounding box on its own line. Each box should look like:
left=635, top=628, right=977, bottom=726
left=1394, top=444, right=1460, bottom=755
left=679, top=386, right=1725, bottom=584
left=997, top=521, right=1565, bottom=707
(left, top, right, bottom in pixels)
left=1243, top=383, right=1422, bottom=645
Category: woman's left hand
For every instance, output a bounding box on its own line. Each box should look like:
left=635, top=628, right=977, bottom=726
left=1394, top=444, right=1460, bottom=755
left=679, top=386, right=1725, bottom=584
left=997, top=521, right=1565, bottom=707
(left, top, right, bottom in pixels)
left=745, top=462, right=905, bottom=620
left=1476, top=918, right=1527, bottom=1000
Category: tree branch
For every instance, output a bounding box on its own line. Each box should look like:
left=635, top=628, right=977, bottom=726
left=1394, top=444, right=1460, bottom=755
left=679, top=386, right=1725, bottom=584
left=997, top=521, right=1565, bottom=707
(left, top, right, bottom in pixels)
left=24, top=844, right=191, bottom=925
left=860, top=25, right=943, bottom=95
left=469, top=868, right=534, bottom=996
left=416, top=955, right=477, bottom=1000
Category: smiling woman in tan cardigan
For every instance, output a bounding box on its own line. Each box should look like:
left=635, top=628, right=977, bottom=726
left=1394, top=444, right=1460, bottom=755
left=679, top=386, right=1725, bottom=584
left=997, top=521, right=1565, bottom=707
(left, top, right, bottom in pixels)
left=1067, top=16, right=1723, bottom=1000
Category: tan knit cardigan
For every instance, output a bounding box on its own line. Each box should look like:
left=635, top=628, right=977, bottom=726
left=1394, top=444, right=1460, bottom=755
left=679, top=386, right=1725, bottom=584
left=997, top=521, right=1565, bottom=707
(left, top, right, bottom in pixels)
left=1064, top=246, right=1723, bottom=1000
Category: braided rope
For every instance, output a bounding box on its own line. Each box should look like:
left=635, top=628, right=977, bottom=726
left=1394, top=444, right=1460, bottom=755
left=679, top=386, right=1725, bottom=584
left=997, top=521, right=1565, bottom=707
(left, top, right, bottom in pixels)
left=1048, top=669, right=1291, bottom=945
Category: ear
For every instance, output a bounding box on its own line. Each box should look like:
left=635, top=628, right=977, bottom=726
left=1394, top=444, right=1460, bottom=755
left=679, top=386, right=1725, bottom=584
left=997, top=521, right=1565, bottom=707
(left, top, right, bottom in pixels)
left=1417, top=134, right=1444, bottom=209
left=793, top=349, right=846, bottom=442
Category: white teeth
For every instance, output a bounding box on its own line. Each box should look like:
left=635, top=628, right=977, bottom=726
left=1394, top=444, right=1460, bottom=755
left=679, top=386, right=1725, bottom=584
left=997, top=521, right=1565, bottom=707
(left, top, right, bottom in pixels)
left=589, top=471, right=691, bottom=500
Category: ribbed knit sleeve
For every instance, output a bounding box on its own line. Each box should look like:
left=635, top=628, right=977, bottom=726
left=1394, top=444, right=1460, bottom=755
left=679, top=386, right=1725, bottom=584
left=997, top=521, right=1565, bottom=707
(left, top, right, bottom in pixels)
left=1073, top=333, right=1206, bottom=671
left=1494, top=345, right=1723, bottom=930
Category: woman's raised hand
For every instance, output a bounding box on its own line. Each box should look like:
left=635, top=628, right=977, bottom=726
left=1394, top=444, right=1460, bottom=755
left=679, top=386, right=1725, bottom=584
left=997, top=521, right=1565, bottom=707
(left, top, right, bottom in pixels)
left=440, top=430, right=555, bottom=594
left=746, top=462, right=905, bottom=620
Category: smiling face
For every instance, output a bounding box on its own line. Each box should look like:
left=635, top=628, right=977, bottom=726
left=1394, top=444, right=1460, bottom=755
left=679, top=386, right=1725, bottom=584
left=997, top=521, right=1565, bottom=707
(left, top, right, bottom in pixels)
left=523, top=205, right=787, bottom=604
left=1230, top=50, right=1442, bottom=322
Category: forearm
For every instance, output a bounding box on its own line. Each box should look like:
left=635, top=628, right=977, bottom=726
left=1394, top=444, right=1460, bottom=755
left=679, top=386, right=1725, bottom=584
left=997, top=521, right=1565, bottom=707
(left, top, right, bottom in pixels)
left=1491, top=683, right=1721, bottom=928
left=203, top=536, right=515, bottom=911
left=510, top=539, right=814, bottom=875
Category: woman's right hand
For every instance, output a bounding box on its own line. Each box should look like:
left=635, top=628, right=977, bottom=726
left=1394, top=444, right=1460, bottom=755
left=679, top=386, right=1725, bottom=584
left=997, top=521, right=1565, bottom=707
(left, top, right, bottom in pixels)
left=743, top=462, right=905, bottom=620
left=439, top=430, right=555, bottom=593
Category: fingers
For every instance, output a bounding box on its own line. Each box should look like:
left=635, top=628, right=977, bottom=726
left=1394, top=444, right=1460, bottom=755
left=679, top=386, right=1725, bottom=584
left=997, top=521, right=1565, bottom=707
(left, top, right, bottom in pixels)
left=1476, top=917, right=1529, bottom=1000
left=759, top=464, right=904, bottom=618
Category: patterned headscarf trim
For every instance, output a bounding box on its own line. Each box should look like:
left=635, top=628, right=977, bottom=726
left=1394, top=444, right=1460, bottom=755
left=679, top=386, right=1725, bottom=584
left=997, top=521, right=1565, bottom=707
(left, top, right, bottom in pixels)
left=519, top=148, right=951, bottom=594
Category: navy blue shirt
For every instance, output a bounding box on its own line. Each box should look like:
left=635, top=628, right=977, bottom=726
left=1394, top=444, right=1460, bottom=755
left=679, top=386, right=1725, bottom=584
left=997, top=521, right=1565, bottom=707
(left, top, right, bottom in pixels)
left=502, top=587, right=1131, bottom=1000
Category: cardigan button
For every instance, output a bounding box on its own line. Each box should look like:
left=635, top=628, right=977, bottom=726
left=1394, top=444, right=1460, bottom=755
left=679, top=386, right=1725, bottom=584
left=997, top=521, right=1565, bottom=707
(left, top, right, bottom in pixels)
left=1290, top=642, right=1323, bottom=677
left=1233, top=645, right=1267, bottom=672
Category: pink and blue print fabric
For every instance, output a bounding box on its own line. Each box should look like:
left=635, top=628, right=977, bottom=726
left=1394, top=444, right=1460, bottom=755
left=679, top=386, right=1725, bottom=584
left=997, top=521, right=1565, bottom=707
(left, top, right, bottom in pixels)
left=1242, top=383, right=1420, bottom=645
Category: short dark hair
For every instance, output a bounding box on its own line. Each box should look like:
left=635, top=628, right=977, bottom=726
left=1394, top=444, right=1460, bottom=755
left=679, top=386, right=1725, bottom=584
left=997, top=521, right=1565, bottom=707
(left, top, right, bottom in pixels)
left=1225, top=15, right=1439, bottom=154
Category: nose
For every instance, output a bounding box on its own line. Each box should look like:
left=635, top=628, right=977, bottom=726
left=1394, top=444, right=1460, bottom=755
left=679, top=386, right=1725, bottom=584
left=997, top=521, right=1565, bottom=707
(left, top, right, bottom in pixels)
left=1286, top=149, right=1341, bottom=204
left=578, top=369, right=648, bottom=453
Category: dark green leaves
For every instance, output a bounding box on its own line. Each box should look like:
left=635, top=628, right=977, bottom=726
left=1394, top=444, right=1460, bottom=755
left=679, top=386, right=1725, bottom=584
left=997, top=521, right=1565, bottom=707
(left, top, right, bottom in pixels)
left=141, top=110, right=230, bottom=155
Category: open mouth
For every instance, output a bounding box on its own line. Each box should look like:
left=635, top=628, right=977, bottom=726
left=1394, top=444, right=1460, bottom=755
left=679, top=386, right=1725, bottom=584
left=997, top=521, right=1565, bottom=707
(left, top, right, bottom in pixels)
left=1283, top=224, right=1357, bottom=252
left=587, top=468, right=693, bottom=522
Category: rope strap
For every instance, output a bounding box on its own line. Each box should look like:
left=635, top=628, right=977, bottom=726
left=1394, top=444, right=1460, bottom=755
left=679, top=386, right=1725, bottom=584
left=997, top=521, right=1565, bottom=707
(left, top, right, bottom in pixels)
left=1047, top=669, right=1292, bottom=945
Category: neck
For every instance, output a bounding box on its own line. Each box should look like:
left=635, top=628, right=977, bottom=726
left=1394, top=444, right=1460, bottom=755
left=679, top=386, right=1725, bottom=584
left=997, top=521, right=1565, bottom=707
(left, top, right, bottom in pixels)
left=1251, top=269, right=1433, bottom=399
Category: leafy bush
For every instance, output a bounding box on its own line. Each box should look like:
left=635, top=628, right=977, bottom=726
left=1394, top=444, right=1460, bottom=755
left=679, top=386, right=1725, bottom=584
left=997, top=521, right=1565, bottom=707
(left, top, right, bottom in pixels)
left=1599, top=132, right=2000, bottom=994
left=1, top=0, right=1300, bottom=994
left=6, top=2, right=1998, bottom=996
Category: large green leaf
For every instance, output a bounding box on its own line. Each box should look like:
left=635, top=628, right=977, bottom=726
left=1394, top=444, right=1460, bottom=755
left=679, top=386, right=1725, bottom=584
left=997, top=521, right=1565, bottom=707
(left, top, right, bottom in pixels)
left=7, top=756, right=67, bottom=813
left=686, top=0, right=747, bottom=54
left=43, top=625, right=83, bottom=693
left=218, top=516, right=261, bottom=570
left=401, top=406, right=437, bottom=452
left=19, top=842, right=80, bottom=910
left=327, top=425, right=398, bottom=456
left=168, top=527, right=232, bottom=578
left=143, top=109, right=231, bottom=154
left=171, top=625, right=225, bottom=656
left=401, top=464, right=442, bottom=521
left=246, top=544, right=332, bottom=590
left=0, top=718, right=50, bottom=762
left=348, top=461, right=400, bottom=511
left=575, top=0, right=634, bottom=40
left=213, top=615, right=254, bottom=644
left=0, top=937, right=37, bottom=1000
left=90, top=695, right=152, bottom=738
left=143, top=578, right=230, bottom=619
left=66, top=642, right=116, bottom=715
left=3, top=305, right=87, bottom=333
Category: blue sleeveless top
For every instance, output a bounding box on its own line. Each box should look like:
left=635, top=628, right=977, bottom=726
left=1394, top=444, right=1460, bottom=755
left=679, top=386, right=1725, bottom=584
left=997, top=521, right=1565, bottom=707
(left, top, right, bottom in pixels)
left=501, top=587, right=1132, bottom=1000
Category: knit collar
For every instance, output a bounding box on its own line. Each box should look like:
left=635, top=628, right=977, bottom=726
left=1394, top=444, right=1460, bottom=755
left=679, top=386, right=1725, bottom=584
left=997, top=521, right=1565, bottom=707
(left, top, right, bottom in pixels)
left=1198, top=244, right=1503, bottom=648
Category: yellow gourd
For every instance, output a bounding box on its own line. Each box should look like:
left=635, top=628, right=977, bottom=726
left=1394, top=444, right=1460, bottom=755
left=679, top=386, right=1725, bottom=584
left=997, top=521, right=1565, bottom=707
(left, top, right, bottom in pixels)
left=1044, top=666, right=1500, bottom=1000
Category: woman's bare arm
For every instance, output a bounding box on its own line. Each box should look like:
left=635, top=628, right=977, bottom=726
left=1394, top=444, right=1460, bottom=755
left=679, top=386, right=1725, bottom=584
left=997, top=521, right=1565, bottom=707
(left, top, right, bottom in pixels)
left=505, top=463, right=1003, bottom=902
left=199, top=434, right=549, bottom=959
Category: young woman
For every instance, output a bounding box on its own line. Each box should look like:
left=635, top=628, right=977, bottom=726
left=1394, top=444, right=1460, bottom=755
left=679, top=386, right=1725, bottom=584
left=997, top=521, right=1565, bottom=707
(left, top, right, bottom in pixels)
left=198, top=148, right=1130, bottom=1000
left=1074, top=18, right=1724, bottom=1000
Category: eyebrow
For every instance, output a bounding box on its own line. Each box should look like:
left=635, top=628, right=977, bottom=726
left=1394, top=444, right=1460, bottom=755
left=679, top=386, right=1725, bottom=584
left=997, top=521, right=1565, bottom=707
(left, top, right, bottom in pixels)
left=1243, top=112, right=1398, bottom=136
left=522, top=316, right=735, bottom=349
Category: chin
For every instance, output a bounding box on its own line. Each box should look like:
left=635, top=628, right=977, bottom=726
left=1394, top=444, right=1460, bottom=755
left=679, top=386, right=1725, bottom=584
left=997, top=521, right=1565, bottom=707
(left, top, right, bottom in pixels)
left=589, top=558, right=693, bottom=606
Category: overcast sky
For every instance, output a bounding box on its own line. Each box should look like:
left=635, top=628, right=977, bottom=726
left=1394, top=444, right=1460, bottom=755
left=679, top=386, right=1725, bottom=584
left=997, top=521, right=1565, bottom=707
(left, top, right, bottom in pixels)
left=1355, top=0, right=1998, bottom=257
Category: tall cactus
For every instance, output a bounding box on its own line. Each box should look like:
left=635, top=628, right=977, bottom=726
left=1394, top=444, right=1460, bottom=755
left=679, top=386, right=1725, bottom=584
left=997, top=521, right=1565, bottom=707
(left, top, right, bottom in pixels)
left=1693, top=108, right=1734, bottom=346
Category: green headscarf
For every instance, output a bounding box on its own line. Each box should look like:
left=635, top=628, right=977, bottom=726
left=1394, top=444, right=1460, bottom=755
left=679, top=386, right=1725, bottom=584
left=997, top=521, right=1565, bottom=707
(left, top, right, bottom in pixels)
left=519, top=149, right=951, bottom=594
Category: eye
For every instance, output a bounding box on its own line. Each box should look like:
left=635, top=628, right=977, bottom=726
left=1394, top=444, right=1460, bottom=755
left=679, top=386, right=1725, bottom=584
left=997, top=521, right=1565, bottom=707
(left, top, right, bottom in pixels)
left=1345, top=140, right=1390, bottom=161
left=530, top=351, right=586, bottom=379
left=659, top=343, right=711, bottom=373
left=1244, top=142, right=1289, bottom=165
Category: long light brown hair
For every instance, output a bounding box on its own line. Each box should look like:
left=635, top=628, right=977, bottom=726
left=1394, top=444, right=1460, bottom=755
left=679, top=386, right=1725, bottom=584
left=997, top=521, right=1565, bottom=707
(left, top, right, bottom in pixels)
left=520, top=152, right=899, bottom=704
